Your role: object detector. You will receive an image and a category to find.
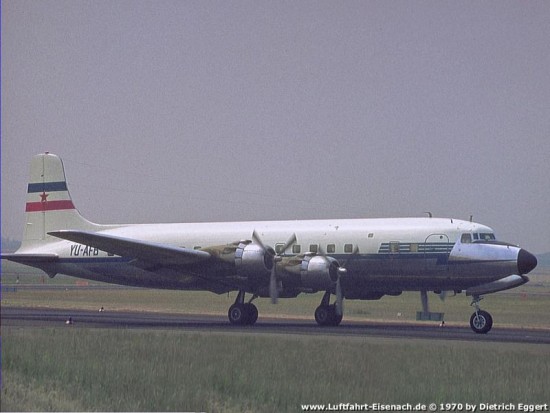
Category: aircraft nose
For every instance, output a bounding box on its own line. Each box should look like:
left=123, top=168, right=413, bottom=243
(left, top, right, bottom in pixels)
left=517, top=249, right=537, bottom=274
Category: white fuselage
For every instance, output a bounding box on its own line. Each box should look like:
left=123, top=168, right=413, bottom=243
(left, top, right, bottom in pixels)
left=25, top=217, right=524, bottom=298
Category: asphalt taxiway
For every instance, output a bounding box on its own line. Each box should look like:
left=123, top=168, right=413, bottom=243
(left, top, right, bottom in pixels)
left=2, top=306, right=549, bottom=344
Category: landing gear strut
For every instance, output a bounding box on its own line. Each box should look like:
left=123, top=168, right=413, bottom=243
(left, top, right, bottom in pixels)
left=469, top=295, right=493, bottom=334
left=314, top=291, right=343, bottom=327
left=228, top=290, right=258, bottom=326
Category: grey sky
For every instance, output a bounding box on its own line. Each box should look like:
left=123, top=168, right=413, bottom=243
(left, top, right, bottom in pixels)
left=2, top=1, right=549, bottom=253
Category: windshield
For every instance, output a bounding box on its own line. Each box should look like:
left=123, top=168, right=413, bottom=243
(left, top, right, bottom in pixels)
left=478, top=233, right=496, bottom=241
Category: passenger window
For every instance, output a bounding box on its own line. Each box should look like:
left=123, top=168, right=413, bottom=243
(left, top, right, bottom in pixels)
left=410, top=243, right=418, bottom=253
left=344, top=244, right=353, bottom=253
left=389, top=242, right=399, bottom=253
left=292, top=244, right=301, bottom=254
left=275, top=244, right=286, bottom=254
left=461, top=233, right=472, bottom=243
left=473, top=233, right=479, bottom=240
left=368, top=233, right=374, bottom=238
left=327, top=244, right=335, bottom=254
left=309, top=244, right=318, bottom=254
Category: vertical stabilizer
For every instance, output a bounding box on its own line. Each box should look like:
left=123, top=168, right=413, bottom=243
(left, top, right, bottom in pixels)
left=22, top=153, right=102, bottom=244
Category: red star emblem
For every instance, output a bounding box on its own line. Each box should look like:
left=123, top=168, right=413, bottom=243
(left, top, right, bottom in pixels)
left=40, top=192, right=49, bottom=202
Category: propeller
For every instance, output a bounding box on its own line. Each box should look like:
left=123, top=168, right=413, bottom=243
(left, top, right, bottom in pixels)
left=333, top=244, right=359, bottom=316
left=252, top=230, right=296, bottom=304
left=341, top=244, right=360, bottom=268
left=335, top=267, right=345, bottom=316
left=314, top=244, right=344, bottom=315
left=312, top=244, right=356, bottom=316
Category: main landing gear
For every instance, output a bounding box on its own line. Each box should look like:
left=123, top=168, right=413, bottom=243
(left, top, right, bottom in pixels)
left=314, top=291, right=343, bottom=327
left=469, top=295, right=493, bottom=334
left=228, top=290, right=344, bottom=327
left=228, top=290, right=258, bottom=326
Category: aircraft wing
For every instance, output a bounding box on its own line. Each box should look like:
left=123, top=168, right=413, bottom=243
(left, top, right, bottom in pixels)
left=48, top=230, right=211, bottom=267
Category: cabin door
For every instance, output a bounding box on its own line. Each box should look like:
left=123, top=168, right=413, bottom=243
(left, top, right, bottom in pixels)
left=424, top=233, right=450, bottom=272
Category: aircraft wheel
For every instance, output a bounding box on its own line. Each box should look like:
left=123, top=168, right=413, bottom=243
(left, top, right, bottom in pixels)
left=315, top=305, right=334, bottom=326
left=470, top=310, right=493, bottom=334
left=228, top=304, right=249, bottom=325
left=314, top=305, right=330, bottom=326
left=243, top=303, right=258, bottom=325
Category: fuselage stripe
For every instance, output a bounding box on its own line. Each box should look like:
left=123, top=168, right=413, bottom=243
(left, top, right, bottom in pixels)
left=378, top=243, right=454, bottom=254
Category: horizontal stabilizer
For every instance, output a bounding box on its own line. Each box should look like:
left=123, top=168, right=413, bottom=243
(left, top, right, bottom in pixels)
left=466, top=274, right=529, bottom=296
left=1, top=253, right=59, bottom=264
left=48, top=230, right=211, bottom=266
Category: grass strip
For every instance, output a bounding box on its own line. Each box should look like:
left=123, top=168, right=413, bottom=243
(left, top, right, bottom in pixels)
left=3, top=327, right=549, bottom=412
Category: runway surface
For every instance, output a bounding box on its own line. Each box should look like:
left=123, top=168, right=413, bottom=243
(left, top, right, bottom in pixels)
left=2, top=306, right=549, bottom=344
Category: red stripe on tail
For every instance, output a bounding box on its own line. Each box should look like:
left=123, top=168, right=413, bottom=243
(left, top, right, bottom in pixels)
left=25, top=200, right=76, bottom=212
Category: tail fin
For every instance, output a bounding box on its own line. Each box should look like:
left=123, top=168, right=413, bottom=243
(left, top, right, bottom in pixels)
left=22, top=153, right=103, bottom=246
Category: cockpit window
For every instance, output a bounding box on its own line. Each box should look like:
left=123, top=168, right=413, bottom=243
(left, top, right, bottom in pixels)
left=461, top=233, right=472, bottom=243
left=478, top=233, right=496, bottom=241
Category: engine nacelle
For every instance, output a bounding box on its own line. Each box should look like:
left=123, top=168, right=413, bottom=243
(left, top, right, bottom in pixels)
left=234, top=241, right=274, bottom=278
left=279, top=254, right=340, bottom=290
left=202, top=241, right=274, bottom=280
left=302, top=255, right=340, bottom=289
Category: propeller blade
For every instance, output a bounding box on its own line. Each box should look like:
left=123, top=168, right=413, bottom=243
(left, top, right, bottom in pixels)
left=318, top=243, right=347, bottom=316
left=252, top=230, right=267, bottom=250
left=270, top=265, right=278, bottom=304
left=317, top=243, right=324, bottom=255
left=316, top=244, right=333, bottom=269
left=335, top=288, right=343, bottom=315
left=281, top=233, right=297, bottom=254
left=335, top=271, right=345, bottom=316
left=335, top=267, right=347, bottom=316
left=341, top=244, right=359, bottom=267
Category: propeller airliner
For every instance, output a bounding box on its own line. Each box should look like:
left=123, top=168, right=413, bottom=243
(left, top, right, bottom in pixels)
left=2, top=153, right=538, bottom=333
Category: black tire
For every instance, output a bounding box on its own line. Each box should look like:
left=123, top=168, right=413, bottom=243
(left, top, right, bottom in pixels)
left=228, top=304, right=249, bottom=325
left=243, top=303, right=258, bottom=325
left=315, top=305, right=343, bottom=326
left=315, top=305, right=332, bottom=326
left=470, top=310, right=493, bottom=334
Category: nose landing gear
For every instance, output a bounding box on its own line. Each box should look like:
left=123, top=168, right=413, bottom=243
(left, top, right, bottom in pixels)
left=469, top=295, right=493, bottom=334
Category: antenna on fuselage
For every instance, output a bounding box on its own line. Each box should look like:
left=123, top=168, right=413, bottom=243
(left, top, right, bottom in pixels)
left=424, top=212, right=433, bottom=218
left=469, top=215, right=473, bottom=222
